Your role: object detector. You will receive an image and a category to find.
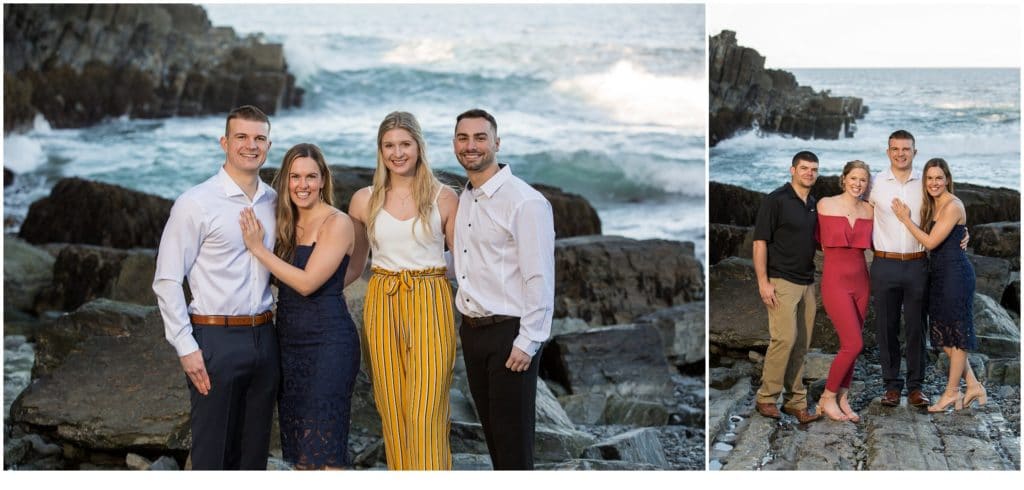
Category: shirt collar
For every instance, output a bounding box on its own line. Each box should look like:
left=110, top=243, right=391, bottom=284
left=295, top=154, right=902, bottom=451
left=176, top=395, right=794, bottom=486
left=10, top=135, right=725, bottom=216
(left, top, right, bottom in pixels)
left=217, top=166, right=272, bottom=203
left=881, top=166, right=922, bottom=182
left=471, top=164, right=512, bottom=198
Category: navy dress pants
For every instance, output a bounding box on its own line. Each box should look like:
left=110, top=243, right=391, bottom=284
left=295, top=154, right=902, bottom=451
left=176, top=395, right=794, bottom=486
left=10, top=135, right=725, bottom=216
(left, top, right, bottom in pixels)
left=870, top=257, right=929, bottom=393
left=188, top=322, right=280, bottom=470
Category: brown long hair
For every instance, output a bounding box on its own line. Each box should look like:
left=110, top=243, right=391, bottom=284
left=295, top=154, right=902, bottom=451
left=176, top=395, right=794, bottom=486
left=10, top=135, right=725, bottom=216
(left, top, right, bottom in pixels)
left=920, top=158, right=954, bottom=233
left=366, top=111, right=443, bottom=248
left=271, top=143, right=334, bottom=262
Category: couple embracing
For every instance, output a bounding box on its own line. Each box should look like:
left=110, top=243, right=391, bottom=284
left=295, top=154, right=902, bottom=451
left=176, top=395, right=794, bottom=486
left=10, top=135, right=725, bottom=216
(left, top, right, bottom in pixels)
left=153, top=106, right=554, bottom=470
left=753, top=129, right=985, bottom=424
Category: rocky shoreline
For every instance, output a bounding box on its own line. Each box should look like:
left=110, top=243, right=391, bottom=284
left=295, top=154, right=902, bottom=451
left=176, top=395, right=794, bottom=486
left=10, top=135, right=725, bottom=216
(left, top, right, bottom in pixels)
left=3, top=4, right=303, bottom=134
left=3, top=169, right=705, bottom=470
left=709, top=30, right=868, bottom=146
left=708, top=177, right=1021, bottom=470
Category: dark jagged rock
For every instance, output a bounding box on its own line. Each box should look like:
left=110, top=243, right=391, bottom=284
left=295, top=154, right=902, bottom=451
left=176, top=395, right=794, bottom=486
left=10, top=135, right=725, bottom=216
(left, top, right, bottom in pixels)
left=583, top=428, right=670, bottom=469
left=554, top=236, right=703, bottom=325
left=10, top=300, right=190, bottom=452
left=972, top=222, right=1020, bottom=269
left=709, top=223, right=753, bottom=264
left=968, top=253, right=1012, bottom=302
left=4, top=166, right=15, bottom=187
left=542, top=324, right=675, bottom=401
left=3, top=235, right=55, bottom=320
left=958, top=183, right=1021, bottom=227
left=709, top=181, right=765, bottom=226
left=3, top=4, right=303, bottom=133
left=260, top=165, right=601, bottom=238
left=18, top=177, right=172, bottom=248
left=34, top=245, right=157, bottom=314
left=30, top=299, right=154, bottom=379
left=973, top=294, right=1021, bottom=359
left=632, top=302, right=705, bottom=367
left=709, top=30, right=866, bottom=146
left=1003, top=276, right=1020, bottom=314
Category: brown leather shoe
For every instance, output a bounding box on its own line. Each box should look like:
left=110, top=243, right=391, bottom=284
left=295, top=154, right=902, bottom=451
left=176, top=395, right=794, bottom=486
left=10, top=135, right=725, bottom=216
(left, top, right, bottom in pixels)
left=782, top=406, right=821, bottom=423
left=756, top=402, right=781, bottom=419
left=880, top=389, right=901, bottom=407
left=908, top=390, right=931, bottom=407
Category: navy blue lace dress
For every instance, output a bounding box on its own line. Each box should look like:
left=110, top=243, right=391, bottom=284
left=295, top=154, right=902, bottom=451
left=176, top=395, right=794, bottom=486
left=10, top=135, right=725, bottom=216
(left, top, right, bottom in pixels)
left=276, top=245, right=360, bottom=468
left=928, top=224, right=977, bottom=350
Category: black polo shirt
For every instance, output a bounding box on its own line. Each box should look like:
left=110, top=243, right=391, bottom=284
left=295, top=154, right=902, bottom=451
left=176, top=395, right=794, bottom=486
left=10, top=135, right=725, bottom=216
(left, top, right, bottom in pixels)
left=753, top=182, right=817, bottom=285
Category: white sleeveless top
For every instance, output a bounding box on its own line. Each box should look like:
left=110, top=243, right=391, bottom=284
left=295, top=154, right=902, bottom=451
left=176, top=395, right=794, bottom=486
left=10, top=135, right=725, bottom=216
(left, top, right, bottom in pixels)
left=369, top=187, right=446, bottom=271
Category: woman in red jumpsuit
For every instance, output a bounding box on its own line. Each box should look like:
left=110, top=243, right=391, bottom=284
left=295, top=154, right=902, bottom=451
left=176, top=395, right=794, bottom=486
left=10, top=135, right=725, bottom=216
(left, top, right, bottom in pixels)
left=816, top=160, right=873, bottom=422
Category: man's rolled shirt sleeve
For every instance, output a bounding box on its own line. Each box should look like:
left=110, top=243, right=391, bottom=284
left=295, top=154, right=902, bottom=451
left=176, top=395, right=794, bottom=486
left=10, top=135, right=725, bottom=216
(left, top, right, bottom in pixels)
left=511, top=198, right=556, bottom=357
left=153, top=196, right=204, bottom=357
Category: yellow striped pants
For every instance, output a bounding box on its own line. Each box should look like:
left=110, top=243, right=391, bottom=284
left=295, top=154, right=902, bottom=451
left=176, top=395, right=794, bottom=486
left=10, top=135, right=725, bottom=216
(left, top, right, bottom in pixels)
left=364, top=267, right=456, bottom=470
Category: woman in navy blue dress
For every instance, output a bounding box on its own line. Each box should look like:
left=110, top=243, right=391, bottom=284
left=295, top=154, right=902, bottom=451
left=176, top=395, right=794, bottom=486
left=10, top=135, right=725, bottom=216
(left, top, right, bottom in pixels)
left=891, top=158, right=986, bottom=413
left=240, top=143, right=367, bottom=468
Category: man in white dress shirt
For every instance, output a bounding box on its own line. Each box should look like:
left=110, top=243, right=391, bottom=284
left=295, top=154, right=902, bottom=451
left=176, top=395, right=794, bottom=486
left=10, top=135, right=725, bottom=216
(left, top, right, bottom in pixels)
left=152, top=105, right=279, bottom=469
left=451, top=108, right=555, bottom=470
left=868, top=129, right=931, bottom=408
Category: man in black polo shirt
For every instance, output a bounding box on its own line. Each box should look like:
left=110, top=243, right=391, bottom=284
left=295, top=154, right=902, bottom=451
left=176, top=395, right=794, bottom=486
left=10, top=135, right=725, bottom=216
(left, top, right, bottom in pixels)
left=752, top=151, right=822, bottom=424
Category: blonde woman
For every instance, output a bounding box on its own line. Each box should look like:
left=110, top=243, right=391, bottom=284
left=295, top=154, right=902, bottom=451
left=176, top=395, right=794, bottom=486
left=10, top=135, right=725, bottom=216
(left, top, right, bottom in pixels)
left=348, top=111, right=458, bottom=470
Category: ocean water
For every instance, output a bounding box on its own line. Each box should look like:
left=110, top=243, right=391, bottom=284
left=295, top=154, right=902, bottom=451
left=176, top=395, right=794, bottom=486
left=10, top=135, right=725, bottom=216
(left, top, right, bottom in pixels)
left=3, top=4, right=707, bottom=258
left=710, top=68, right=1020, bottom=193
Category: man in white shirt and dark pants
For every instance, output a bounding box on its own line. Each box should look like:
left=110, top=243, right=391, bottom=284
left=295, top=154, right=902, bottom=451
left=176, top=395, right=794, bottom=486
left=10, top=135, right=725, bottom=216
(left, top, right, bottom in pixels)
left=451, top=109, right=555, bottom=470
left=152, top=105, right=279, bottom=469
left=868, top=129, right=930, bottom=408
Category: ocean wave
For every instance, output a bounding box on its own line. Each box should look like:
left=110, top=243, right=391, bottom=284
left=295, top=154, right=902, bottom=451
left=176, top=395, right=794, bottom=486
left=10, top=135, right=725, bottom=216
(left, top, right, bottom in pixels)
left=551, top=60, right=705, bottom=133
left=931, top=100, right=1019, bottom=111
left=382, top=39, right=456, bottom=65
left=512, top=149, right=704, bottom=202
left=2, top=133, right=46, bottom=174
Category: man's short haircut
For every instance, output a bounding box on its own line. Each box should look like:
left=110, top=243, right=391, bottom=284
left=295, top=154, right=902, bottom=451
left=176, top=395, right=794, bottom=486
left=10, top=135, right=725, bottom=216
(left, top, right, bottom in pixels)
left=455, top=108, right=498, bottom=134
left=888, top=129, right=915, bottom=146
left=225, top=105, right=270, bottom=136
left=791, top=150, right=819, bottom=167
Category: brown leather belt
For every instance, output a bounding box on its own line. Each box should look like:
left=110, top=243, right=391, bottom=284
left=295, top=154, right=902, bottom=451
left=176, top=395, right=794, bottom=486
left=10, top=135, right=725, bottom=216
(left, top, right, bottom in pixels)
left=190, top=310, right=273, bottom=327
left=462, top=315, right=518, bottom=328
left=873, top=251, right=926, bottom=261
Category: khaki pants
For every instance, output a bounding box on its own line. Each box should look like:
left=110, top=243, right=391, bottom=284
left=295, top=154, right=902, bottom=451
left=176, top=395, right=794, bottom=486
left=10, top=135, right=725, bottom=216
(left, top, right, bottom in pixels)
left=756, top=277, right=816, bottom=410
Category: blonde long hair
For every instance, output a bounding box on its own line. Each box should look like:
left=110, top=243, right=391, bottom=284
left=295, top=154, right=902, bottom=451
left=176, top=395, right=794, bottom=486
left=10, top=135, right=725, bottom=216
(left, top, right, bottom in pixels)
left=366, top=111, right=442, bottom=247
left=920, top=158, right=954, bottom=233
left=272, top=143, right=334, bottom=263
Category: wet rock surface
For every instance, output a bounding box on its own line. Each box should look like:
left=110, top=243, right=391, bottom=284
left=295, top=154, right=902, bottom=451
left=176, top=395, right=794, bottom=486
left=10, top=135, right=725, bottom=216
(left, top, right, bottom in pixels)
left=709, top=347, right=1020, bottom=471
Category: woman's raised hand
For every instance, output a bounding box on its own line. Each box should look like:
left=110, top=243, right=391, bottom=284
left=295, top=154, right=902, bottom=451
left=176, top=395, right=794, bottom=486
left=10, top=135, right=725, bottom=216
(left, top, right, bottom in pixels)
left=239, top=207, right=266, bottom=251
left=890, top=198, right=911, bottom=223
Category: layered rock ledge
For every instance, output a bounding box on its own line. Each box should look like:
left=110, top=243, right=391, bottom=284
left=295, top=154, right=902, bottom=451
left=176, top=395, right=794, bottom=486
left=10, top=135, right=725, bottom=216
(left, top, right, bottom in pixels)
left=709, top=30, right=867, bottom=146
left=4, top=4, right=303, bottom=133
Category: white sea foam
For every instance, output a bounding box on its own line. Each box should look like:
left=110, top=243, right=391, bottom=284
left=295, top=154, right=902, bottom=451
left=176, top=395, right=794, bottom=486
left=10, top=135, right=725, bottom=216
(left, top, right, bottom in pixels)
left=552, top=60, right=705, bottom=133
left=382, top=39, right=455, bottom=66
left=2, top=133, right=46, bottom=173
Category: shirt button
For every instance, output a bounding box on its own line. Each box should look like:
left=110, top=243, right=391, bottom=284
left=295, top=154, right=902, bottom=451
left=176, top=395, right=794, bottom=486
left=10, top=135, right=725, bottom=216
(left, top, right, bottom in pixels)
left=463, top=249, right=467, bottom=253
left=468, top=223, right=472, bottom=228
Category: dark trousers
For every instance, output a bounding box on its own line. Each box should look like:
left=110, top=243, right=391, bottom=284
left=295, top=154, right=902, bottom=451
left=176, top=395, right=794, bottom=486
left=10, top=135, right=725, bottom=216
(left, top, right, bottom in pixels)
left=188, top=322, right=280, bottom=470
left=460, top=317, right=540, bottom=470
left=870, top=257, right=928, bottom=392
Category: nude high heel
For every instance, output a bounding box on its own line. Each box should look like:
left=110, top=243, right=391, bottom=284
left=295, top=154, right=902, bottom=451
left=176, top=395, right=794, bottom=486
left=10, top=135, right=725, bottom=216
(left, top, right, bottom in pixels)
left=963, top=384, right=988, bottom=408
left=927, top=389, right=963, bottom=413
left=838, top=392, right=860, bottom=423
left=818, top=392, right=849, bottom=421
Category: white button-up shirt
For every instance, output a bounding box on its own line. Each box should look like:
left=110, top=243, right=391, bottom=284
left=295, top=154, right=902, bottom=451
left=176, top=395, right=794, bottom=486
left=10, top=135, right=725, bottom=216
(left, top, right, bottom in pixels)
left=153, top=167, right=276, bottom=356
left=868, top=166, right=924, bottom=254
left=454, top=165, right=555, bottom=357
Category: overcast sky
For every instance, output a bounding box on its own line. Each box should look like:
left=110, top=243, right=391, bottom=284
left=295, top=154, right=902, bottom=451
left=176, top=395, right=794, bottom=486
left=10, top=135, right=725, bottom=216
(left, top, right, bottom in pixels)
left=707, top=3, right=1021, bottom=68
